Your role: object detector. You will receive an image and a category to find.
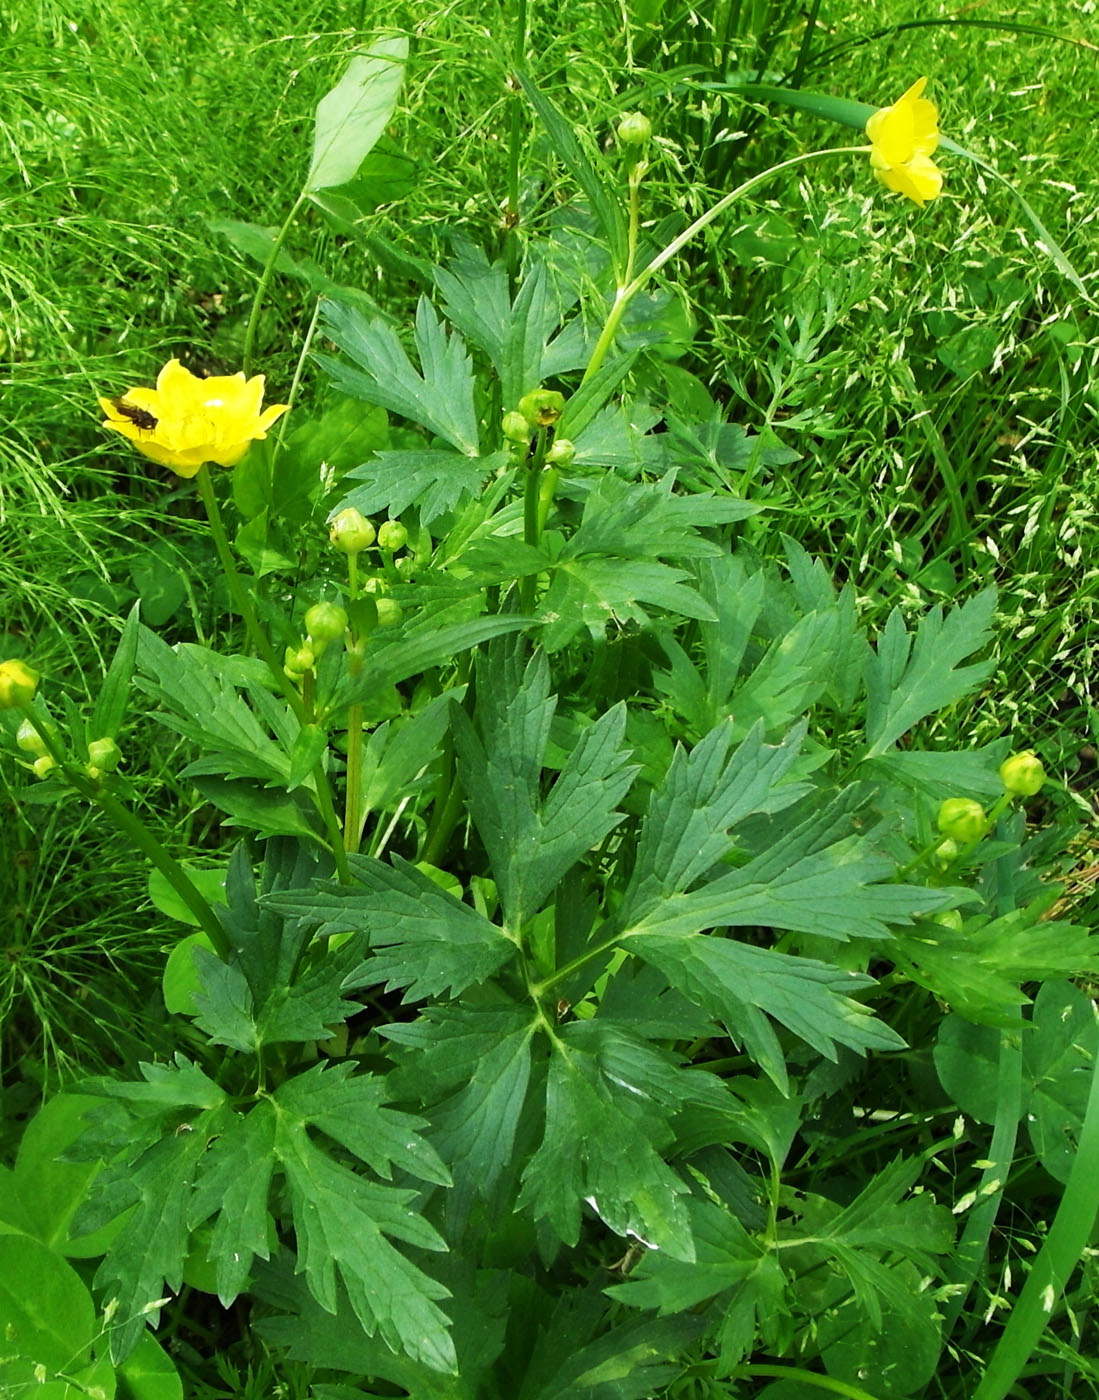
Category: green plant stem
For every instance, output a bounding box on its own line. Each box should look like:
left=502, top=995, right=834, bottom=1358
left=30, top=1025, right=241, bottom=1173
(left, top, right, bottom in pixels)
left=91, top=781, right=232, bottom=956
left=311, top=756, right=353, bottom=883
left=420, top=755, right=466, bottom=868
left=242, top=188, right=308, bottom=378
left=344, top=554, right=365, bottom=855
left=726, top=1363, right=884, bottom=1399
left=520, top=429, right=549, bottom=612
left=194, top=465, right=304, bottom=721
left=419, top=654, right=473, bottom=868
left=343, top=698, right=365, bottom=855
left=272, top=295, right=323, bottom=461
left=300, top=668, right=316, bottom=724
left=503, top=0, right=530, bottom=289
left=895, top=833, right=954, bottom=880
left=535, top=465, right=561, bottom=537
left=297, top=660, right=353, bottom=881
left=971, top=1032, right=1099, bottom=1400
left=534, top=926, right=622, bottom=998
left=582, top=145, right=868, bottom=387
left=20, top=710, right=230, bottom=957
left=623, top=158, right=645, bottom=287
left=196, top=466, right=349, bottom=879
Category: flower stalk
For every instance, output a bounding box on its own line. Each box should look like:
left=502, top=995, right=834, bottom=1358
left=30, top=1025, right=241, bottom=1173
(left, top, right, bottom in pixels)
left=242, top=190, right=309, bottom=378
left=195, top=466, right=304, bottom=719
left=520, top=428, right=550, bottom=613
left=343, top=553, right=367, bottom=856
left=582, top=145, right=869, bottom=387
left=197, top=466, right=351, bottom=881
left=18, top=709, right=231, bottom=959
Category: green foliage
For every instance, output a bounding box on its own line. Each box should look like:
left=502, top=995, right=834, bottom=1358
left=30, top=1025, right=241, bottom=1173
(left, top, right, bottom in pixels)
left=0, top=1097, right=184, bottom=1396
left=45, top=500, right=1094, bottom=1388
left=319, top=297, right=481, bottom=456
left=935, top=980, right=1099, bottom=1185
left=306, top=37, right=409, bottom=194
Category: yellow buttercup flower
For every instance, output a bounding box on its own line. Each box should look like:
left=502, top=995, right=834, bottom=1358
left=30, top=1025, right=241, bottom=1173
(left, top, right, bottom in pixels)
left=99, top=359, right=288, bottom=477
left=865, top=77, right=943, bottom=207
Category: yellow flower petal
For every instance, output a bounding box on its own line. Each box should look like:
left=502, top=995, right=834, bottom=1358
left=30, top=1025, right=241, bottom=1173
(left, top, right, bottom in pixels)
left=98, top=360, right=289, bottom=476
left=865, top=76, right=943, bottom=206
left=256, top=402, right=290, bottom=433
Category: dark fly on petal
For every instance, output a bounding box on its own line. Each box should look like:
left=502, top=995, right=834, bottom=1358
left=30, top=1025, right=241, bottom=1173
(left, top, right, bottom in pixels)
left=112, top=398, right=159, bottom=431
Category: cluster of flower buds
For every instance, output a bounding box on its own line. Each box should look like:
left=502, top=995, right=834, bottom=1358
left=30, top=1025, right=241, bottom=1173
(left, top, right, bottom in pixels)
left=4, top=665, right=48, bottom=775
left=503, top=388, right=575, bottom=466
left=86, top=737, right=122, bottom=781
left=935, top=750, right=1047, bottom=861
left=282, top=601, right=351, bottom=680
left=284, top=644, right=316, bottom=679
left=15, top=708, right=123, bottom=782
left=329, top=507, right=410, bottom=558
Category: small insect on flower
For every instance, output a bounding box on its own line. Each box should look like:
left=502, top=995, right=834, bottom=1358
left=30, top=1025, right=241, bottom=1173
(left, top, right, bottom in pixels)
left=111, top=398, right=159, bottom=432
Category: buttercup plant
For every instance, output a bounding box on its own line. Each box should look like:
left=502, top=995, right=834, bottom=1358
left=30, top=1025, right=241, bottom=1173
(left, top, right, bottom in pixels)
left=4, top=33, right=1098, bottom=1400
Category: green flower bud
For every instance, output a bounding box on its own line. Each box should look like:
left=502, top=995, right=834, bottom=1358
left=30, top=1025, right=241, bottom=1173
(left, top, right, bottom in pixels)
left=999, top=751, right=1045, bottom=797
left=16, top=718, right=47, bottom=756
left=0, top=659, right=39, bottom=709
left=304, top=602, right=349, bottom=648
left=617, top=111, right=652, bottom=146
left=283, top=644, right=315, bottom=678
left=374, top=597, right=404, bottom=629
left=936, top=797, right=988, bottom=845
left=328, top=507, right=376, bottom=554
left=935, top=837, right=959, bottom=866
left=545, top=437, right=575, bottom=466
left=87, top=737, right=122, bottom=772
left=32, top=755, right=55, bottom=779
left=502, top=410, right=530, bottom=443
left=377, top=521, right=408, bottom=552
left=517, top=388, right=566, bottom=429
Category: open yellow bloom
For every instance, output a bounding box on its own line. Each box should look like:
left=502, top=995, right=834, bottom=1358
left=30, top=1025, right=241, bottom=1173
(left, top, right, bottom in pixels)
left=98, top=359, right=288, bottom=477
left=865, top=77, right=943, bottom=207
